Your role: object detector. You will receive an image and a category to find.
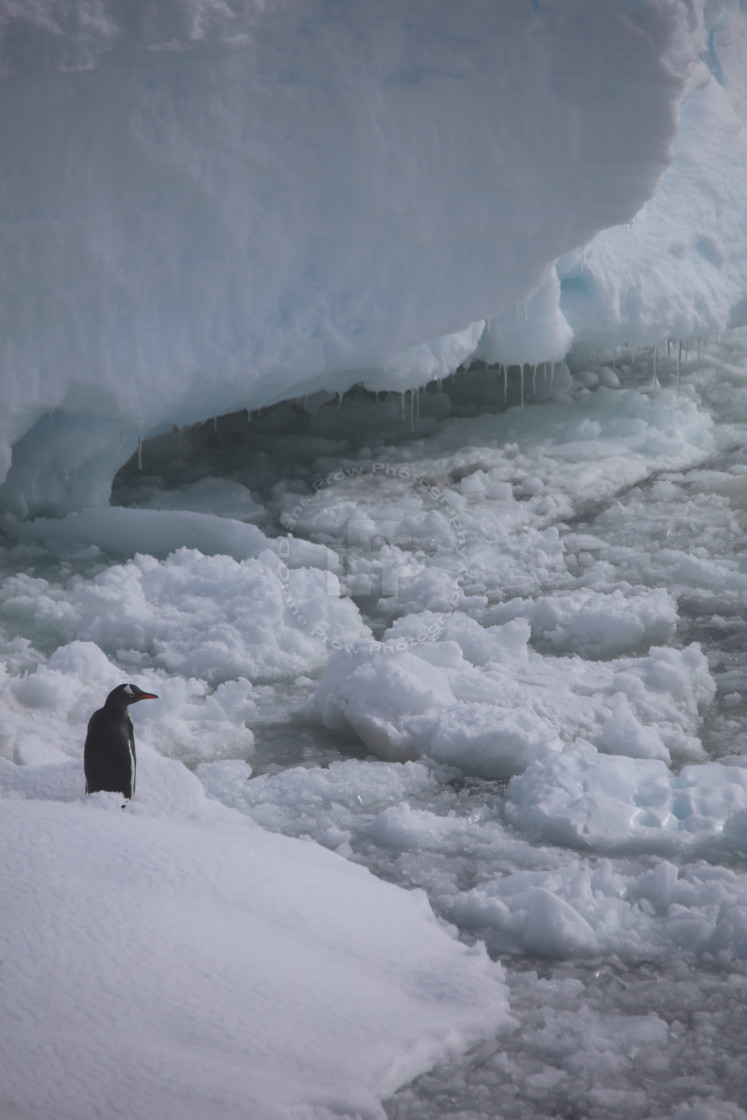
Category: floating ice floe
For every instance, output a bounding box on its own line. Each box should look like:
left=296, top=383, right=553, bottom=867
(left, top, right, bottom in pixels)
left=505, top=748, right=747, bottom=856
left=8, top=505, right=330, bottom=567
left=0, top=547, right=368, bottom=688
left=307, top=618, right=715, bottom=777
left=452, top=852, right=747, bottom=963
left=485, top=586, right=678, bottom=660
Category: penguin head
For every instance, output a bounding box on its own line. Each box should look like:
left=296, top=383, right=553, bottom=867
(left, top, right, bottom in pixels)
left=106, top=683, right=159, bottom=707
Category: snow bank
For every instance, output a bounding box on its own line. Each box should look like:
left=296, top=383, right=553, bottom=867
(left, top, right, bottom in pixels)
left=4, top=0, right=742, bottom=514
left=0, top=761, right=511, bottom=1120
left=1, top=639, right=257, bottom=767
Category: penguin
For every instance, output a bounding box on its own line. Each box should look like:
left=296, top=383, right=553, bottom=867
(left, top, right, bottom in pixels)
left=84, top=683, right=158, bottom=800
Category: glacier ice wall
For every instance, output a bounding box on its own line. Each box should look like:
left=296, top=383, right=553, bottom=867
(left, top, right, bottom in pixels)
left=0, top=0, right=744, bottom=514
left=559, top=4, right=747, bottom=348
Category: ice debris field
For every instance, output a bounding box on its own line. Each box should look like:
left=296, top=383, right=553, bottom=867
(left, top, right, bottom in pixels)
left=5, top=352, right=747, bottom=1119
left=2, top=1, right=747, bottom=1119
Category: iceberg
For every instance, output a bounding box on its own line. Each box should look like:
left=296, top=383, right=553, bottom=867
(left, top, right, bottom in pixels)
left=1, top=0, right=746, bottom=514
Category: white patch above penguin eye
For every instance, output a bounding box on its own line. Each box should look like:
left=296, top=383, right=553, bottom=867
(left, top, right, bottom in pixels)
left=123, top=684, right=134, bottom=696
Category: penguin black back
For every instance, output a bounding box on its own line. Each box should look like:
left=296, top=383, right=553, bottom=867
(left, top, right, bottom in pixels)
left=84, top=683, right=158, bottom=800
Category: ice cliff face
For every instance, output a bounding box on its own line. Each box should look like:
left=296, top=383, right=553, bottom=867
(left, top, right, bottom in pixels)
left=0, top=0, right=745, bottom=515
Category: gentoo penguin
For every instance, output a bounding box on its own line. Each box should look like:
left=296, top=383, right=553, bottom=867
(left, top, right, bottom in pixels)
left=84, top=683, right=158, bottom=800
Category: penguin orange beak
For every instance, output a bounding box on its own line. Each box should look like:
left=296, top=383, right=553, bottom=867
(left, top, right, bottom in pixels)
left=140, top=692, right=159, bottom=700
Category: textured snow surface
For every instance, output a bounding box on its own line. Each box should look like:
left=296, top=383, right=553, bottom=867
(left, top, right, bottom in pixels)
left=0, top=757, right=510, bottom=1120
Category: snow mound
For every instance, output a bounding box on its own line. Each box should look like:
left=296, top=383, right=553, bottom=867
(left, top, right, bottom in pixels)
left=0, top=767, right=511, bottom=1120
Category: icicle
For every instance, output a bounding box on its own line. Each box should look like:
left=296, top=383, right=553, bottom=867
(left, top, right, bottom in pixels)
left=502, top=365, right=507, bottom=404
left=652, top=347, right=657, bottom=395
left=519, top=365, right=525, bottom=409
left=531, top=364, right=537, bottom=395
left=137, top=437, right=143, bottom=471
left=676, top=342, right=682, bottom=395
left=400, top=392, right=406, bottom=422
left=336, top=392, right=343, bottom=409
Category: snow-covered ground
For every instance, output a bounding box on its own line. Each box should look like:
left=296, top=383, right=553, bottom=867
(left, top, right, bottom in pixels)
left=3, top=344, right=747, bottom=1118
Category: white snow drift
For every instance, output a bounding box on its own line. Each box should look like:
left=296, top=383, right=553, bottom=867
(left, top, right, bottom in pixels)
left=0, top=756, right=511, bottom=1120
